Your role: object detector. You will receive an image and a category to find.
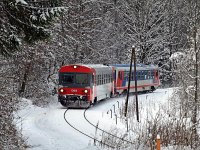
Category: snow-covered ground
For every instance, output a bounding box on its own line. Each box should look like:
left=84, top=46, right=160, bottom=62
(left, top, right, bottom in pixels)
left=14, top=88, right=174, bottom=150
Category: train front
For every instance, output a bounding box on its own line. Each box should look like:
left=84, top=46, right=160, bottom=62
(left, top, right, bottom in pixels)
left=58, top=65, right=94, bottom=108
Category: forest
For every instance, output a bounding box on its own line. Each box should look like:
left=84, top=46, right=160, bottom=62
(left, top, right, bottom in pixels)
left=0, top=0, right=200, bottom=149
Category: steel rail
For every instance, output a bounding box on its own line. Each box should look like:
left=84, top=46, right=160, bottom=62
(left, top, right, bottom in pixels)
left=63, top=108, right=115, bottom=149
left=84, top=107, right=134, bottom=145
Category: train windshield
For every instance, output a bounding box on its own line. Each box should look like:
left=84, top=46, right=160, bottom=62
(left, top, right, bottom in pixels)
left=59, top=73, right=91, bottom=86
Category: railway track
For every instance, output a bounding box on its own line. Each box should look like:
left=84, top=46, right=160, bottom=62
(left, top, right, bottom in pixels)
left=83, top=107, right=134, bottom=145
left=64, top=108, right=115, bottom=149
left=64, top=107, right=133, bottom=149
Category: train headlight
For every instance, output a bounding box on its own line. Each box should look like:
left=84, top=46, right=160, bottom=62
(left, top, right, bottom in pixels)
left=74, top=65, right=77, bottom=68
left=60, top=89, right=64, bottom=93
left=84, top=89, right=88, bottom=93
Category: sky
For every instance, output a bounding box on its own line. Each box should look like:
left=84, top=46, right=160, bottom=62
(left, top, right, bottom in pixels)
left=14, top=88, right=175, bottom=150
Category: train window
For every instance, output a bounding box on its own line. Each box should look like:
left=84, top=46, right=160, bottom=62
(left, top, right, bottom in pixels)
left=144, top=71, right=147, bottom=80
left=106, top=74, right=108, bottom=83
left=97, top=75, right=99, bottom=85
left=143, top=71, right=146, bottom=80
left=131, top=71, right=136, bottom=81
left=103, top=74, right=105, bottom=84
left=100, top=74, right=102, bottom=85
left=104, top=74, right=106, bottom=83
left=110, top=74, right=112, bottom=82
left=127, top=71, right=130, bottom=80
left=124, top=71, right=128, bottom=80
left=141, top=71, right=144, bottom=80
left=60, top=73, right=91, bottom=86
left=99, top=75, right=101, bottom=84
left=101, top=74, right=103, bottom=85
left=99, top=75, right=101, bottom=85
left=102, top=74, right=104, bottom=84
left=97, top=75, right=100, bottom=85
left=92, top=75, right=94, bottom=84
left=123, top=72, right=126, bottom=80
left=76, top=74, right=88, bottom=84
left=62, top=74, right=74, bottom=84
left=104, top=74, right=105, bottom=83
left=137, top=71, right=140, bottom=80
left=142, top=71, right=145, bottom=80
left=136, top=71, right=138, bottom=80
left=100, top=74, right=103, bottom=85
left=107, top=74, right=110, bottom=83
left=148, top=71, right=151, bottom=79
left=130, top=72, right=132, bottom=81
left=151, top=71, right=154, bottom=79
left=140, top=71, right=142, bottom=80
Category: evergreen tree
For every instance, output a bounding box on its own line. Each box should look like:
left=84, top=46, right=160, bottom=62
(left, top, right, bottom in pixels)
left=0, top=0, right=64, bottom=149
left=0, top=0, right=64, bottom=56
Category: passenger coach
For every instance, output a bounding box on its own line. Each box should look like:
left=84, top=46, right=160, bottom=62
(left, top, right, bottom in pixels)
left=113, top=64, right=160, bottom=94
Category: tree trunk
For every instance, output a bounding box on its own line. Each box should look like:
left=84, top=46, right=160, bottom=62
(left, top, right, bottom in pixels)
left=19, top=62, right=31, bottom=97
left=191, top=26, right=198, bottom=146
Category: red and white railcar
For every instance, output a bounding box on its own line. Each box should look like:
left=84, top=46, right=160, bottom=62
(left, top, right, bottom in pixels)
left=58, top=64, right=114, bottom=107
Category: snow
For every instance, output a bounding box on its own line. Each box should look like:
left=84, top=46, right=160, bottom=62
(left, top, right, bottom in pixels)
left=15, top=88, right=174, bottom=150
left=15, top=0, right=28, bottom=5
left=170, top=52, right=185, bottom=61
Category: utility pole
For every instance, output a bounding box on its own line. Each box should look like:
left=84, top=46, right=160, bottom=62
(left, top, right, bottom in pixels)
left=133, top=47, right=139, bottom=122
left=124, top=46, right=139, bottom=122
left=124, top=46, right=134, bottom=117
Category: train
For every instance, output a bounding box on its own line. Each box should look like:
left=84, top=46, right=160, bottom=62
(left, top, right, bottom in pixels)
left=58, top=64, right=160, bottom=108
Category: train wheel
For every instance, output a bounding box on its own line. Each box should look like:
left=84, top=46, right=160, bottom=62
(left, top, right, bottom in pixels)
left=110, top=92, right=113, bottom=98
left=122, top=90, right=127, bottom=95
left=151, top=86, right=156, bottom=92
left=93, top=97, right=97, bottom=104
left=60, top=100, right=67, bottom=107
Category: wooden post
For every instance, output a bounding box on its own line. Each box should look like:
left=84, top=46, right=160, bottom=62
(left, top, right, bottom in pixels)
left=113, top=104, right=115, bottom=113
left=133, top=46, right=139, bottom=122
left=94, top=121, right=99, bottom=146
left=124, top=45, right=139, bottom=122
left=110, top=109, right=112, bottom=118
left=124, top=46, right=134, bottom=117
left=156, top=134, right=161, bottom=150
left=115, top=114, right=117, bottom=124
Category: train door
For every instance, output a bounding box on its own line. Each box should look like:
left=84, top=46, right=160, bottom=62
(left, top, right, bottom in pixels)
left=117, top=71, right=124, bottom=87
left=154, top=70, right=159, bottom=83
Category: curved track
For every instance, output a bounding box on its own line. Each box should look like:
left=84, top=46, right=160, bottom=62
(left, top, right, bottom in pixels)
left=64, top=106, right=134, bottom=149
left=83, top=107, right=134, bottom=145
left=64, top=108, right=115, bottom=149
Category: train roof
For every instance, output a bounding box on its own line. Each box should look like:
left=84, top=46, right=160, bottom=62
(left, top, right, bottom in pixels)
left=60, top=64, right=158, bottom=72
left=81, top=64, right=112, bottom=69
left=59, top=64, right=113, bottom=73
left=61, top=64, right=111, bottom=68
left=111, top=64, right=158, bottom=70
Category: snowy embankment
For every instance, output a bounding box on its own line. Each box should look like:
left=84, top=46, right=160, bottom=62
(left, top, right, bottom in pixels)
left=14, top=88, right=174, bottom=150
